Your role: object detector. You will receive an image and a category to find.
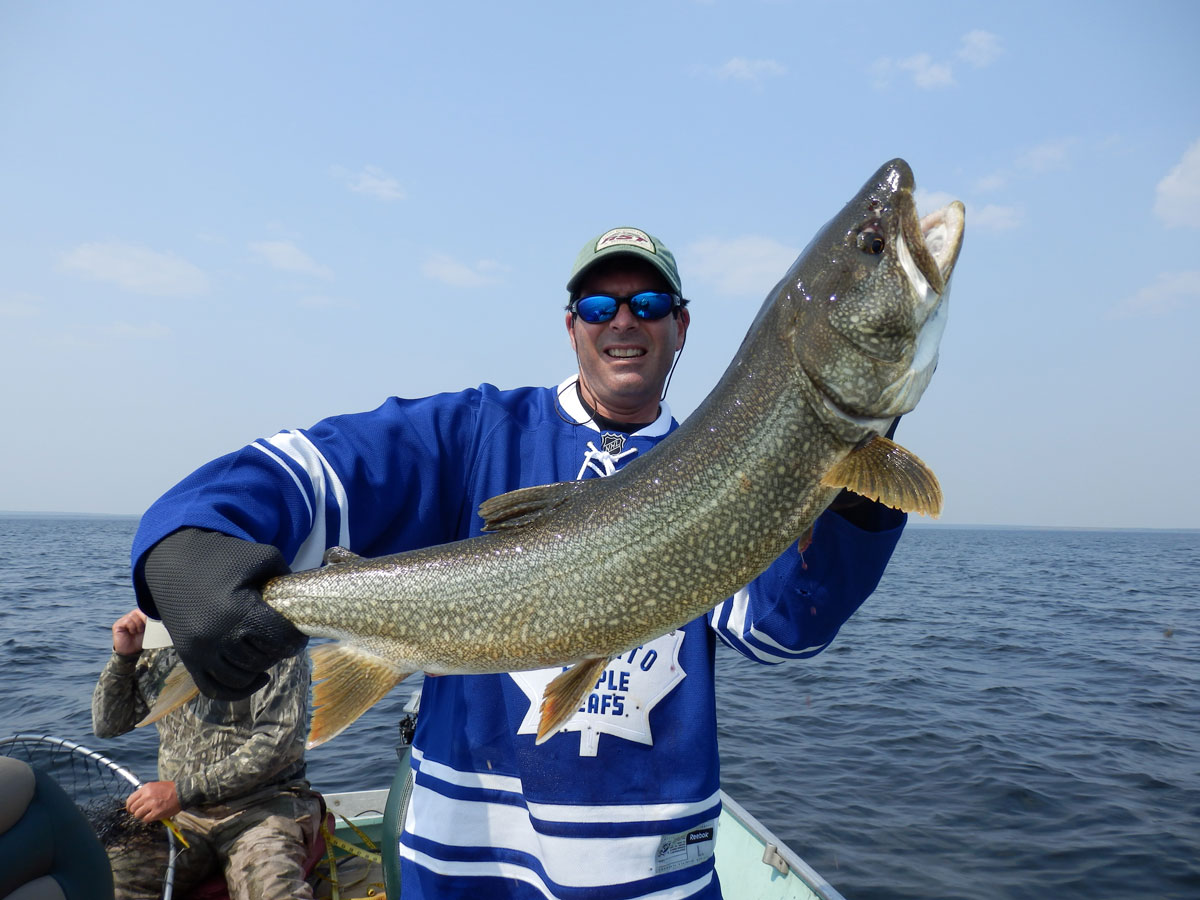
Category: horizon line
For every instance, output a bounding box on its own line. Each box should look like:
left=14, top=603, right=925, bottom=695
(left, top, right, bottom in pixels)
left=1, top=510, right=1197, bottom=534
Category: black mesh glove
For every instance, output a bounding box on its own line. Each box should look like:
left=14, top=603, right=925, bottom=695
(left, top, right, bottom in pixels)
left=143, top=527, right=308, bottom=700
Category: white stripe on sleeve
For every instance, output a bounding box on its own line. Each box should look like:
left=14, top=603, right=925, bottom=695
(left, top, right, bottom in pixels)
left=254, top=430, right=351, bottom=570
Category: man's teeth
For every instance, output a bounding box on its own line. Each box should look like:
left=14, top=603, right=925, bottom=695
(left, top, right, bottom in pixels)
left=606, top=348, right=645, bottom=358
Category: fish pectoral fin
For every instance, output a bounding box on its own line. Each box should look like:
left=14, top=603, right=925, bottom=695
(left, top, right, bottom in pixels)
left=820, top=435, right=943, bottom=517
left=478, top=481, right=580, bottom=532
left=308, top=643, right=410, bottom=749
left=136, top=662, right=200, bottom=727
left=536, top=656, right=611, bottom=745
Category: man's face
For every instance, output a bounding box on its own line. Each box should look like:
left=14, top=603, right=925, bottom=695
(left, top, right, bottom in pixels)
left=565, top=258, right=690, bottom=423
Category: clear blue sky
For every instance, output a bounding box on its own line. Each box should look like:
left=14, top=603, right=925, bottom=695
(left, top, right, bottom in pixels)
left=2, top=1, right=1197, bottom=529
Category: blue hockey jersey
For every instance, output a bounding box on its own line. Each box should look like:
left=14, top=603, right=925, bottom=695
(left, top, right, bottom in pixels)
left=131, top=377, right=905, bottom=900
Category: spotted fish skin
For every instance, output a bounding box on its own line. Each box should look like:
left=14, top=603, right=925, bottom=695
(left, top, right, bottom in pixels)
left=145, top=159, right=965, bottom=748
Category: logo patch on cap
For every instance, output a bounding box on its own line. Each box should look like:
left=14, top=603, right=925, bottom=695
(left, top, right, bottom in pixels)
left=595, top=227, right=656, bottom=255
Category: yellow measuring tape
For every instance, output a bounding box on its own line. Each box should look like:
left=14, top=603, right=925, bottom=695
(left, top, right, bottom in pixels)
left=322, top=821, right=383, bottom=864
left=314, top=814, right=386, bottom=900
left=163, top=817, right=190, bottom=849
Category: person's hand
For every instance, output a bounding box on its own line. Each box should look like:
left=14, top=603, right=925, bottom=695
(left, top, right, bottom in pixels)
left=144, top=528, right=308, bottom=701
left=126, top=781, right=182, bottom=822
left=112, top=608, right=148, bottom=655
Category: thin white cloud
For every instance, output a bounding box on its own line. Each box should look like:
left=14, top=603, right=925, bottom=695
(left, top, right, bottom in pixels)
left=899, top=53, right=955, bottom=89
left=868, top=57, right=893, bottom=89
left=98, top=322, right=172, bottom=340
left=249, top=240, right=333, bottom=279
left=0, top=292, right=42, bottom=319
left=914, top=190, right=959, bottom=218
left=335, top=164, right=406, bottom=201
left=1154, top=139, right=1200, bottom=228
left=974, top=171, right=1007, bottom=193
left=1018, top=138, right=1073, bottom=173
left=60, top=241, right=209, bottom=297
left=967, top=138, right=1073, bottom=213
left=298, top=294, right=358, bottom=310
left=1111, top=271, right=1200, bottom=317
left=873, top=29, right=1001, bottom=90
left=714, top=57, right=787, bottom=83
left=918, top=189, right=1019, bottom=231
left=422, top=253, right=506, bottom=288
left=684, top=236, right=797, bottom=297
left=957, top=30, right=1003, bottom=68
left=972, top=204, right=1023, bottom=231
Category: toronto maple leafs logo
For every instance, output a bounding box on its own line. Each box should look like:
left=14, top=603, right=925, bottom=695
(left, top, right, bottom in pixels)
left=511, top=631, right=686, bottom=756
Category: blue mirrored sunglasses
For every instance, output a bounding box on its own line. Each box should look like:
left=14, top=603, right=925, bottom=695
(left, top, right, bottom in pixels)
left=570, top=291, right=682, bottom=324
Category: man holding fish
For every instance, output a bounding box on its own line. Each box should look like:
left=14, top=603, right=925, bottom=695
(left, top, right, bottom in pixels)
left=130, top=160, right=963, bottom=899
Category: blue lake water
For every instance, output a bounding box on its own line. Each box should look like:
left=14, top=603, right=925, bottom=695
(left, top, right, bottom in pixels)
left=1, top=514, right=1197, bottom=899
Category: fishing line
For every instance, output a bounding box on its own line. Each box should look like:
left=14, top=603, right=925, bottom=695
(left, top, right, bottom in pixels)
left=554, top=378, right=584, bottom=428
left=660, top=330, right=686, bottom=404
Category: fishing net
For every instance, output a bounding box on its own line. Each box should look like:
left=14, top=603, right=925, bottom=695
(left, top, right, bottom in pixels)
left=0, top=733, right=179, bottom=899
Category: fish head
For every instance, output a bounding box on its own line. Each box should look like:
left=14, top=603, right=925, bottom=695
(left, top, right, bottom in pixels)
left=782, top=158, right=964, bottom=434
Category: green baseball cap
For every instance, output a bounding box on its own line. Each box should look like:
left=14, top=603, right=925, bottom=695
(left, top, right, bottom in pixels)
left=566, top=227, right=682, bottom=296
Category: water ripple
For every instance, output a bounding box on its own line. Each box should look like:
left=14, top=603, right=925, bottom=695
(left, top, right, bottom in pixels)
left=2, top=516, right=1198, bottom=899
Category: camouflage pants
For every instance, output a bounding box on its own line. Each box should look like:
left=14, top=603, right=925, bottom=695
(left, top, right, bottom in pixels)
left=108, top=788, right=324, bottom=900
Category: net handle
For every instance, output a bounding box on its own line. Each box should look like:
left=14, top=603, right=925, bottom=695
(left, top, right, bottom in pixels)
left=1, top=733, right=179, bottom=900
left=0, top=733, right=144, bottom=790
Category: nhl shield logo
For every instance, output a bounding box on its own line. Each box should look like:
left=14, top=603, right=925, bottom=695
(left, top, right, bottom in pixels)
left=601, top=432, right=626, bottom=454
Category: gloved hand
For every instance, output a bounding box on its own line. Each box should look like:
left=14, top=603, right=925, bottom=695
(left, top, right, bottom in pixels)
left=142, top=527, right=308, bottom=700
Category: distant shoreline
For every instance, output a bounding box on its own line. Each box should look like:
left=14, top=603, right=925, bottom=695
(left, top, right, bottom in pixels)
left=903, top=521, right=1200, bottom=534
left=2, top=510, right=1196, bottom=534
left=0, top=510, right=139, bottom=520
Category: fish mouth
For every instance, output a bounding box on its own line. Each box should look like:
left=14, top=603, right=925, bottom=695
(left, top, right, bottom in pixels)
left=919, top=202, right=965, bottom=284
left=871, top=198, right=963, bottom=417
left=900, top=197, right=966, bottom=296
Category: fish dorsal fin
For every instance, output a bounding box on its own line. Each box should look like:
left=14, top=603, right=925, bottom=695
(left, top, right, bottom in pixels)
left=323, top=546, right=363, bottom=566
left=136, top=662, right=200, bottom=727
left=478, top=481, right=581, bottom=532
left=820, top=435, right=943, bottom=517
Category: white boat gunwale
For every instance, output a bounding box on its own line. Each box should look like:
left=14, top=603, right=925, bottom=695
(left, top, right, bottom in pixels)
left=322, top=787, right=847, bottom=900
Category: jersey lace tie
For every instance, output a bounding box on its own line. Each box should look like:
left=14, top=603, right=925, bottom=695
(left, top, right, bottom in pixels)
left=576, top=442, right=638, bottom=480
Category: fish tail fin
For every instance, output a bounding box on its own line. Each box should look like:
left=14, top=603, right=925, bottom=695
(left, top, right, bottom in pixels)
left=308, top=643, right=410, bottom=749
left=821, top=435, right=943, bottom=517
left=136, top=662, right=200, bottom=727
left=536, top=656, right=611, bottom=745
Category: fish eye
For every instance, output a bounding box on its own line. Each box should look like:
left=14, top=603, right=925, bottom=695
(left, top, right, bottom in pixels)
left=856, top=226, right=885, bottom=255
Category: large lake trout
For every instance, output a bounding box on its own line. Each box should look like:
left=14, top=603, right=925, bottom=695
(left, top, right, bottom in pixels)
left=145, top=158, right=965, bottom=747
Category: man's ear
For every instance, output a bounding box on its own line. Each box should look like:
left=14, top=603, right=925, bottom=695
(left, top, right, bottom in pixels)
left=565, top=312, right=577, bottom=352
left=676, top=308, right=691, bottom=350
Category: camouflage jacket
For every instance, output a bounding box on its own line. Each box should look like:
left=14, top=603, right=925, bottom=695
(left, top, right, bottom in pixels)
left=92, top=647, right=311, bottom=809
